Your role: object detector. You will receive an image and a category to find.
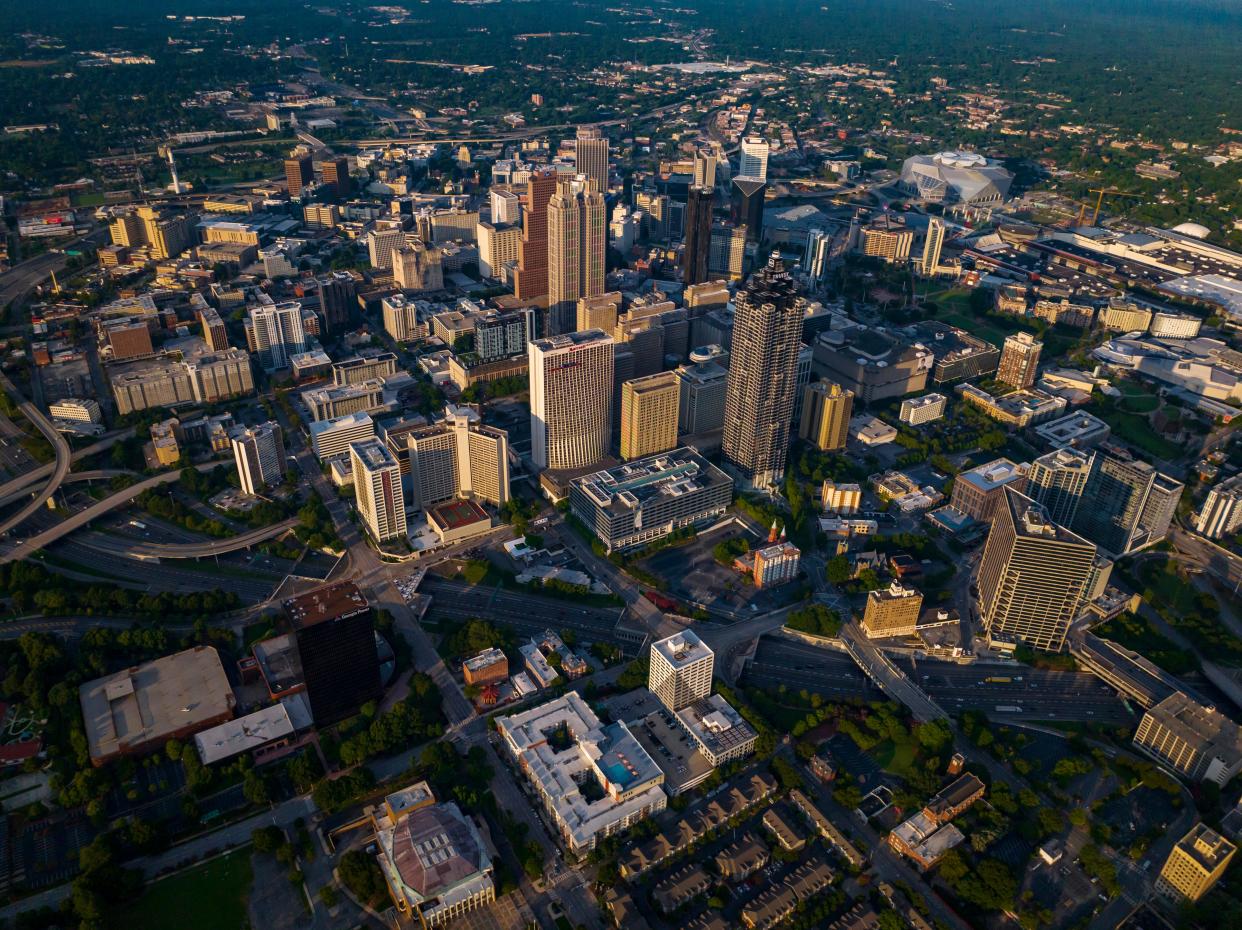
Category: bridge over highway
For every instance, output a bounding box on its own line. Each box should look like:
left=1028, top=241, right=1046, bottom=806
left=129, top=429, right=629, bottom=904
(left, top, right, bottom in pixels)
left=76, top=517, right=300, bottom=560
left=0, top=371, right=70, bottom=537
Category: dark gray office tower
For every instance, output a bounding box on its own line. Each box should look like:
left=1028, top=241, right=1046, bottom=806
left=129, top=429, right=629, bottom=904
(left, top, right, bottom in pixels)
left=1025, top=448, right=1094, bottom=527
left=731, top=177, right=767, bottom=245
left=316, top=272, right=355, bottom=333
left=682, top=185, right=714, bottom=285
left=721, top=252, right=802, bottom=489
left=1072, top=445, right=1183, bottom=557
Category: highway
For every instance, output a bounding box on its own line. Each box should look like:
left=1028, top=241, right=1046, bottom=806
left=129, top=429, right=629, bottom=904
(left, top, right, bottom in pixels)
left=0, top=468, right=133, bottom=508
left=75, top=516, right=299, bottom=560
left=744, top=636, right=1134, bottom=725
left=0, top=428, right=134, bottom=503
left=0, top=371, right=71, bottom=536
left=0, top=462, right=221, bottom=564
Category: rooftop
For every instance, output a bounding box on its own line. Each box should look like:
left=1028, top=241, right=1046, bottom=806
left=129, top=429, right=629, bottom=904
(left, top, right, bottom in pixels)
left=958, top=458, right=1027, bottom=493
left=284, top=581, right=369, bottom=631
left=351, top=437, right=399, bottom=472
left=428, top=497, right=490, bottom=531
left=675, top=694, right=757, bottom=758
left=574, top=447, right=731, bottom=513
left=193, top=702, right=295, bottom=765
left=79, top=646, right=235, bottom=763
left=652, top=629, right=714, bottom=671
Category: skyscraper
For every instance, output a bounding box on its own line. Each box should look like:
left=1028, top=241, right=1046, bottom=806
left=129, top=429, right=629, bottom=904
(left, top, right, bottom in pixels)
left=798, top=380, right=853, bottom=452
left=682, top=185, right=714, bottom=286
left=368, top=225, right=407, bottom=270
left=1072, top=446, right=1183, bottom=557
left=351, top=438, right=407, bottom=543
left=731, top=177, right=767, bottom=245
left=619, top=371, right=680, bottom=461
left=1025, top=448, right=1093, bottom=527
left=392, top=239, right=444, bottom=292
left=547, top=177, right=606, bottom=335
left=919, top=217, right=945, bottom=276
left=316, top=272, right=355, bottom=333
left=693, top=147, right=717, bottom=189
left=997, top=332, right=1043, bottom=389
left=407, top=405, right=510, bottom=510
left=574, top=126, right=609, bottom=192
left=649, top=630, right=714, bottom=712
left=198, top=307, right=229, bottom=352
left=1195, top=473, right=1242, bottom=539
left=528, top=330, right=614, bottom=471
left=321, top=157, right=351, bottom=198
left=721, top=253, right=803, bottom=489
left=514, top=168, right=559, bottom=302
left=1156, top=824, right=1237, bottom=903
left=284, top=154, right=314, bottom=199
left=287, top=582, right=381, bottom=726
left=739, top=136, right=770, bottom=181
left=245, top=301, right=306, bottom=370
left=576, top=292, right=621, bottom=333
left=230, top=421, right=285, bottom=495
left=977, top=488, right=1097, bottom=652
left=805, top=228, right=832, bottom=284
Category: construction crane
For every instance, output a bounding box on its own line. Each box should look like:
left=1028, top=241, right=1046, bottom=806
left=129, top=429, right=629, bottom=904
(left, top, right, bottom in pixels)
left=1075, top=187, right=1143, bottom=227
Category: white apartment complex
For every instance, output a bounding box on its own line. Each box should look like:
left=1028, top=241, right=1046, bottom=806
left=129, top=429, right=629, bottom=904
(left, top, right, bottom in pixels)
left=649, top=631, right=714, bottom=712
left=351, top=438, right=407, bottom=542
left=528, top=330, right=614, bottom=471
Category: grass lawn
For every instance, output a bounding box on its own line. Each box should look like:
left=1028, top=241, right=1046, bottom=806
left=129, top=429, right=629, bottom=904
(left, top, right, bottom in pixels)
left=1095, top=407, right=1180, bottom=460
left=121, top=849, right=252, bottom=930
left=1115, top=381, right=1161, bottom=413
left=869, top=738, right=918, bottom=779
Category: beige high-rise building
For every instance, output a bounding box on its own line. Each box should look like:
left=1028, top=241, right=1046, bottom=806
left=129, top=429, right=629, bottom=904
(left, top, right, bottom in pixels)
left=860, top=222, right=914, bottom=264
left=620, top=372, right=680, bottom=461
left=862, top=582, right=924, bottom=639
left=997, top=332, right=1042, bottom=389
left=798, top=381, right=853, bottom=451
left=1156, top=824, right=1236, bottom=903
left=135, top=206, right=192, bottom=259
left=392, top=239, right=444, bottom=292
left=350, top=438, right=407, bottom=543
left=577, top=292, right=621, bottom=333
left=722, top=253, right=803, bottom=489
left=476, top=221, right=521, bottom=279
left=977, top=487, right=1097, bottom=652
left=918, top=217, right=946, bottom=276
left=109, top=212, right=146, bottom=248
left=407, top=404, right=510, bottom=510
left=574, top=126, right=609, bottom=192
left=528, top=330, right=614, bottom=471
left=684, top=281, right=730, bottom=309
left=547, top=178, right=606, bottom=335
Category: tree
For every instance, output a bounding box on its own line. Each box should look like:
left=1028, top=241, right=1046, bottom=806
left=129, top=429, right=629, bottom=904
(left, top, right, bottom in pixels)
left=825, top=554, right=851, bottom=584
left=339, top=850, right=388, bottom=906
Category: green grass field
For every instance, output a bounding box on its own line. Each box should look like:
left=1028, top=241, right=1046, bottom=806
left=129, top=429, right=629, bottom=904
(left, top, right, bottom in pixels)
left=121, top=850, right=253, bottom=930
left=1095, top=407, right=1180, bottom=460
left=870, top=738, right=918, bottom=779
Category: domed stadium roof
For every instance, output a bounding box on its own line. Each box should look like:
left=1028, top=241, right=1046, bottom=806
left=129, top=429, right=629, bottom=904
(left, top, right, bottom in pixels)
left=899, top=152, right=1013, bottom=206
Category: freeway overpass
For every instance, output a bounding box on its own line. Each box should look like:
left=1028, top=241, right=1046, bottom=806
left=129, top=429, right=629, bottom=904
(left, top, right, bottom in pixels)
left=0, top=463, right=219, bottom=564
left=76, top=517, right=300, bottom=560
left=0, top=468, right=134, bottom=509
left=0, top=428, right=134, bottom=503
left=0, top=372, right=71, bottom=536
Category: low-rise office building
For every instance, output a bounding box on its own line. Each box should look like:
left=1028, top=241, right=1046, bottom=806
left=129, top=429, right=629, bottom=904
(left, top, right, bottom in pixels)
left=899, top=393, right=947, bottom=425
left=569, top=447, right=732, bottom=552
left=1134, top=692, right=1242, bottom=786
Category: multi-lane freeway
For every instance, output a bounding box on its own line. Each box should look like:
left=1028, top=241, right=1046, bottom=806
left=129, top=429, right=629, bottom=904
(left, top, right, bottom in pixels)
left=76, top=516, right=299, bottom=560
left=744, top=636, right=1134, bottom=725
left=0, top=371, right=71, bottom=536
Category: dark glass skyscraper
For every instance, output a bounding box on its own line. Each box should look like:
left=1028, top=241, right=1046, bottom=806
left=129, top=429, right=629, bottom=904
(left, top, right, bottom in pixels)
left=731, top=177, right=766, bottom=245
left=682, top=185, right=714, bottom=286
left=721, top=253, right=802, bottom=489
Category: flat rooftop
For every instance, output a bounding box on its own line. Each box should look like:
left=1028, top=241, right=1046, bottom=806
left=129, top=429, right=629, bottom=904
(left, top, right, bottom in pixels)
left=676, top=694, right=757, bottom=759
left=79, top=646, right=235, bottom=763
left=574, top=447, right=731, bottom=512
left=284, top=580, right=369, bottom=630
left=193, top=702, right=295, bottom=765
left=958, top=457, right=1026, bottom=492
left=428, top=497, right=490, bottom=531
left=652, top=629, right=714, bottom=672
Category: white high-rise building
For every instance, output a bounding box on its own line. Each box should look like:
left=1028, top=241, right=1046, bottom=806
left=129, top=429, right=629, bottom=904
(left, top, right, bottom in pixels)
left=489, top=188, right=521, bottom=226
left=805, top=228, right=832, bottom=283
left=230, top=421, right=285, bottom=495
left=476, top=221, right=521, bottom=279
left=739, top=136, right=770, bottom=181
left=649, top=630, right=714, bottom=712
left=309, top=411, right=375, bottom=461
left=919, top=217, right=945, bottom=276
left=1196, top=474, right=1242, bottom=540
left=368, top=225, right=407, bottom=270
left=693, top=147, right=717, bottom=190
left=351, top=438, right=407, bottom=543
left=382, top=293, right=426, bottom=343
left=528, top=330, right=614, bottom=471
left=244, top=301, right=306, bottom=370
